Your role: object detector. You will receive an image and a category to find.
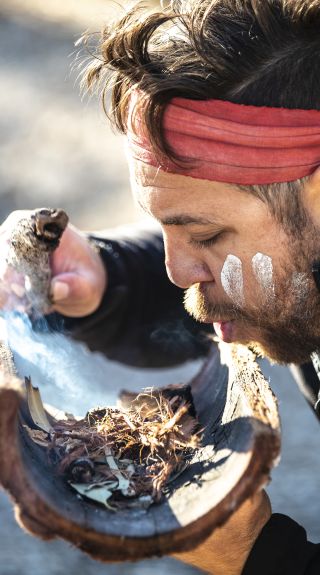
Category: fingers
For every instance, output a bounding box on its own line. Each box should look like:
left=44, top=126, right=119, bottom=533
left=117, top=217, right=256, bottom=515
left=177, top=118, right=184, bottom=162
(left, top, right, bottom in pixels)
left=0, top=265, right=29, bottom=313
left=0, top=211, right=34, bottom=312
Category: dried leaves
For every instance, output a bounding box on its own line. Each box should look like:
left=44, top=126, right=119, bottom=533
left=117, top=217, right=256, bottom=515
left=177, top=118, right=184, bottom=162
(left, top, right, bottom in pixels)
left=24, top=380, right=200, bottom=511
left=25, top=377, right=51, bottom=433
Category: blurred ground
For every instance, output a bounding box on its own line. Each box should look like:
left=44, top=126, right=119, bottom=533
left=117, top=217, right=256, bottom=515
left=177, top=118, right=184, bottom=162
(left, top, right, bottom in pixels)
left=0, top=2, right=319, bottom=574
left=0, top=0, right=120, bottom=29
left=0, top=0, right=137, bottom=229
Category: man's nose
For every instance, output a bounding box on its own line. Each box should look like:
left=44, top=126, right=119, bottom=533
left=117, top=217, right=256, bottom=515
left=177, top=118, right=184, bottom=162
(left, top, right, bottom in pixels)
left=164, top=235, right=213, bottom=289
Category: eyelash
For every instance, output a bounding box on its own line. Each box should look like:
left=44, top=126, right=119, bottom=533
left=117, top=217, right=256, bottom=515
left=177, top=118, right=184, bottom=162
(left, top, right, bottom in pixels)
left=189, top=233, right=222, bottom=249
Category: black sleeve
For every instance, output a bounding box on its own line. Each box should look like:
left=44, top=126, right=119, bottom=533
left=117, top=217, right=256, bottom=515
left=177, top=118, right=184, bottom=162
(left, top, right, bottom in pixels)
left=242, top=514, right=320, bottom=575
left=46, top=223, right=212, bottom=367
left=290, top=362, right=320, bottom=422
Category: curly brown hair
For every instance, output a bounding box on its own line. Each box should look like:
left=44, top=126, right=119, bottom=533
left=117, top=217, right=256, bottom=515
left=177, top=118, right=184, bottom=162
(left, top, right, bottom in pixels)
left=81, top=0, right=320, bottom=233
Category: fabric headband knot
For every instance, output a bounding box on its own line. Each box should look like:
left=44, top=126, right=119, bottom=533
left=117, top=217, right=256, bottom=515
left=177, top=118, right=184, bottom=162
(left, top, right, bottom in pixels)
left=127, top=95, right=320, bottom=185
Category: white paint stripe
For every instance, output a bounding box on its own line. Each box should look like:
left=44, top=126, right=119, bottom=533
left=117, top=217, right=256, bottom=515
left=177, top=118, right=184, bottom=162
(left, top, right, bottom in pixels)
left=221, top=254, right=245, bottom=306
left=252, top=252, right=275, bottom=297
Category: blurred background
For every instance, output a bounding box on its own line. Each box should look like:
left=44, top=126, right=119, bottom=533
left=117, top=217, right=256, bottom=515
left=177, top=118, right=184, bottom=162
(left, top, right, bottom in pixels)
left=0, top=1, right=319, bottom=574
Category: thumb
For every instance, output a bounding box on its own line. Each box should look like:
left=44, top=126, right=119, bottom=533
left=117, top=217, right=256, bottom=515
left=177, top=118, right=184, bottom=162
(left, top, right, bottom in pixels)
left=50, top=272, right=100, bottom=317
left=51, top=280, right=70, bottom=302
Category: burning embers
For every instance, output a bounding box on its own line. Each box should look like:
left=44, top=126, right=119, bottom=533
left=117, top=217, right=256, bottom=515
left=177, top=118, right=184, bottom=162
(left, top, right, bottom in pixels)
left=24, top=379, right=200, bottom=510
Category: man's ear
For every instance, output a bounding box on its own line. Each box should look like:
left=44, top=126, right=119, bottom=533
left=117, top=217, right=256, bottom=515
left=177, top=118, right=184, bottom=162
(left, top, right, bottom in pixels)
left=303, top=166, right=320, bottom=225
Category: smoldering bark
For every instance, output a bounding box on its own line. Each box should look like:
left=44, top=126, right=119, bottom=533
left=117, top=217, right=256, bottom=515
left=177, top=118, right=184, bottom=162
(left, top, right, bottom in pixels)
left=6, top=208, right=68, bottom=314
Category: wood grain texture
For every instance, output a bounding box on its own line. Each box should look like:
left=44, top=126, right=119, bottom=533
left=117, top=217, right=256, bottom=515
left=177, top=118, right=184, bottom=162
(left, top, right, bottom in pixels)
left=0, top=340, right=280, bottom=561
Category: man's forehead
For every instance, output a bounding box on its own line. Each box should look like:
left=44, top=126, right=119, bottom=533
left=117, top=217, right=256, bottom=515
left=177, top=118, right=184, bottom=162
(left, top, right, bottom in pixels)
left=130, top=157, right=238, bottom=195
left=128, top=158, right=246, bottom=225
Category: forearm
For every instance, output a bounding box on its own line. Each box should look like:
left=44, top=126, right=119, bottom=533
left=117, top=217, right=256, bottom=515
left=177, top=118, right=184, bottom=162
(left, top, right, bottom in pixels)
left=175, top=491, right=271, bottom=575
left=176, top=508, right=320, bottom=575
left=48, top=223, right=212, bottom=367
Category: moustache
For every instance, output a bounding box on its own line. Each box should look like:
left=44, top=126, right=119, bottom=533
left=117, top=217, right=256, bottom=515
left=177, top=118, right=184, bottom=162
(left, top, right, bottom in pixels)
left=183, top=283, right=258, bottom=324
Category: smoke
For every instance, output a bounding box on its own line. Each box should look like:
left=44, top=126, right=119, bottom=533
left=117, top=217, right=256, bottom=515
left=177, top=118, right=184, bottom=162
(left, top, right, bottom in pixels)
left=0, top=312, right=200, bottom=417
left=0, top=213, right=200, bottom=417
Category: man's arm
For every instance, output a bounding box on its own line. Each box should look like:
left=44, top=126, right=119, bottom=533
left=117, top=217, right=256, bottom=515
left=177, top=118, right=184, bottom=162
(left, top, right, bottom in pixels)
left=176, top=495, right=320, bottom=575
left=48, top=223, right=212, bottom=367
left=175, top=490, right=272, bottom=575
left=242, top=513, right=320, bottom=575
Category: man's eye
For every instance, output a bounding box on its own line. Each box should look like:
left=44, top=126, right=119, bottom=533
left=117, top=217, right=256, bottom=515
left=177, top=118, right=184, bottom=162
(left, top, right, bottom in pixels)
left=189, top=233, right=222, bottom=248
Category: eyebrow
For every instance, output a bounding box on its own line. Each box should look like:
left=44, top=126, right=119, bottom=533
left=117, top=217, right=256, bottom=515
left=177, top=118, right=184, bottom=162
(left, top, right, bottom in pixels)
left=160, top=215, right=219, bottom=226
left=136, top=198, right=220, bottom=226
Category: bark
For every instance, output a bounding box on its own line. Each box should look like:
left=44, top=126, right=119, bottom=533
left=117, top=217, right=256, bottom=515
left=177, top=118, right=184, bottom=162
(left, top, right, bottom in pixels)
left=0, top=340, right=280, bottom=562
left=6, top=208, right=68, bottom=314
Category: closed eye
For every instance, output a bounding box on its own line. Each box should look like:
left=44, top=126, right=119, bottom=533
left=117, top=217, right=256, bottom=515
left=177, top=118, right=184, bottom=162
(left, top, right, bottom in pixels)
left=189, top=233, right=222, bottom=249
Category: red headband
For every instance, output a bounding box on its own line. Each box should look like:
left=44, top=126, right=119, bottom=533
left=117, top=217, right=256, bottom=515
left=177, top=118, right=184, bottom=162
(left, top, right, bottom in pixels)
left=127, top=97, right=320, bottom=185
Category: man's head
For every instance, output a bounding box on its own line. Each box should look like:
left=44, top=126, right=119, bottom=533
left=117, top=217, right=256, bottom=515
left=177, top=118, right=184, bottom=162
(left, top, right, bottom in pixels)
left=84, top=0, right=320, bottom=363
left=130, top=159, right=320, bottom=364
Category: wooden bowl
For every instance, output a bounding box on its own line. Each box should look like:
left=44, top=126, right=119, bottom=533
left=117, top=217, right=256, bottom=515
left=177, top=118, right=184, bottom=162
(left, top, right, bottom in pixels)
left=0, top=341, right=280, bottom=562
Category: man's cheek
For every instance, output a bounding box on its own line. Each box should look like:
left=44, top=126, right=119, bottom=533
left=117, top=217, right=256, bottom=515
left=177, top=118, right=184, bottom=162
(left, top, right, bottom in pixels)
left=251, top=253, right=275, bottom=301
left=220, top=254, right=244, bottom=306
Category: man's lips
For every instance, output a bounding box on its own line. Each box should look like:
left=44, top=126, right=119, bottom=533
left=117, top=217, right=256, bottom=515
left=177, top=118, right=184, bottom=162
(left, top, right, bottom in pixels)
left=213, top=320, right=235, bottom=343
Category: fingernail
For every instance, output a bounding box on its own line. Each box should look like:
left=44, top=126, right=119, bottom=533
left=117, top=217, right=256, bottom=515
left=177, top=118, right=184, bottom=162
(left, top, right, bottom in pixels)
left=11, top=283, right=25, bottom=298
left=52, top=281, right=69, bottom=302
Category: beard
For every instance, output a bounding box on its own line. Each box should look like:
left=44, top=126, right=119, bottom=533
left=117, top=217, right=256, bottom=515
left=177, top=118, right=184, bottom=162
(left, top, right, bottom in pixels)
left=184, top=228, right=320, bottom=364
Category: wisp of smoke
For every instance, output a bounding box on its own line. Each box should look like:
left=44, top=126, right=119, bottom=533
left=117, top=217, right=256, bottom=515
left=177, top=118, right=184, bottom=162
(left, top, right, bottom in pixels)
left=0, top=312, right=200, bottom=417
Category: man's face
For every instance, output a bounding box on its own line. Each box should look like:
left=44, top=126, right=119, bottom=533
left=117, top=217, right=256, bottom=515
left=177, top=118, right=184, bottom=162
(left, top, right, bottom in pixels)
left=130, top=159, right=320, bottom=364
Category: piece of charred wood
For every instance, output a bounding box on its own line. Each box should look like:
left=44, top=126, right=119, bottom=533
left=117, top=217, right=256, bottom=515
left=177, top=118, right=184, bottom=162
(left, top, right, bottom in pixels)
left=6, top=208, right=68, bottom=314
left=0, top=341, right=281, bottom=562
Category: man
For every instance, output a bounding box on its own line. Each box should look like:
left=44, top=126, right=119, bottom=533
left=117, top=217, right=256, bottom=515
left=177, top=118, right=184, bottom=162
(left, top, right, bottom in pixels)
left=2, top=0, right=320, bottom=573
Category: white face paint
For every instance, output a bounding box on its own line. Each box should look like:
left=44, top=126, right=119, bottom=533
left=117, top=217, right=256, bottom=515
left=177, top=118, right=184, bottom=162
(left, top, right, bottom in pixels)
left=221, top=254, right=245, bottom=306
left=252, top=253, right=275, bottom=298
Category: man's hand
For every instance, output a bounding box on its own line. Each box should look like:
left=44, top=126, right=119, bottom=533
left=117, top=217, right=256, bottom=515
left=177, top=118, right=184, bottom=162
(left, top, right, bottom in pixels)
left=49, top=224, right=107, bottom=317
left=0, top=211, right=107, bottom=318
left=174, top=490, right=271, bottom=575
